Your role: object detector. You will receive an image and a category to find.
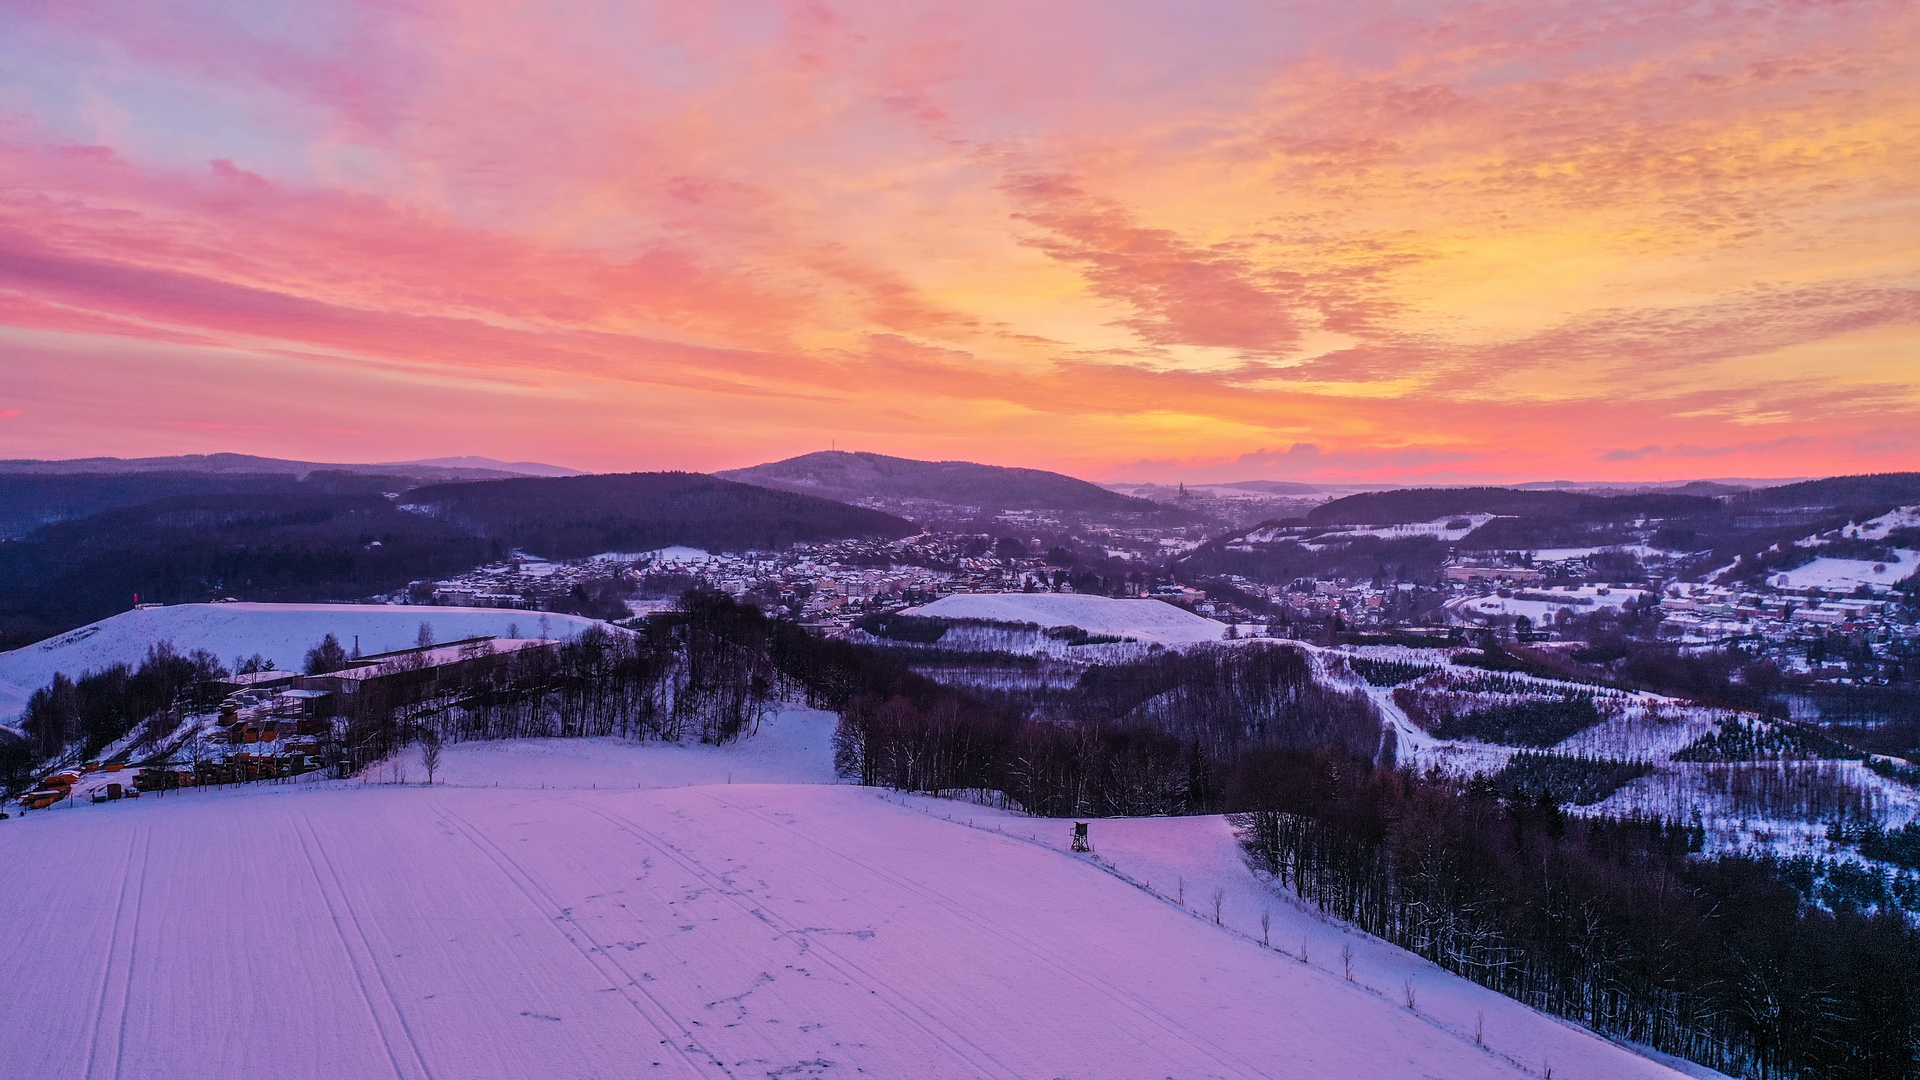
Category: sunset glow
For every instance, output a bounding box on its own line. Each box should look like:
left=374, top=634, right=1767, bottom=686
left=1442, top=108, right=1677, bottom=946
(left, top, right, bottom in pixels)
left=2, top=0, right=1917, bottom=482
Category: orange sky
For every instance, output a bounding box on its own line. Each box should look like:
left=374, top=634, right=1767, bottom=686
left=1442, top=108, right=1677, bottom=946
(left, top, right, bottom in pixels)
left=1, top=0, right=1917, bottom=483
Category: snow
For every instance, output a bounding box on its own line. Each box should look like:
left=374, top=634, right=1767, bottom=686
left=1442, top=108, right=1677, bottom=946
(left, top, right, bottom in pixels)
left=1450, top=586, right=1646, bottom=624
left=0, top=760, right=1704, bottom=1080
left=902, top=592, right=1227, bottom=644
left=645, top=546, right=718, bottom=563
left=0, top=603, right=606, bottom=721
left=1305, top=513, right=1500, bottom=544
left=421, top=707, right=840, bottom=790
left=1529, top=545, right=1662, bottom=561
left=876, top=797, right=1713, bottom=1080
left=1852, top=505, right=1920, bottom=540
left=1769, top=550, right=1918, bottom=592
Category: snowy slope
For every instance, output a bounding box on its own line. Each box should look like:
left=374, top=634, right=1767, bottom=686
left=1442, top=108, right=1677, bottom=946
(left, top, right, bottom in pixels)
left=891, top=799, right=1723, bottom=1080
left=0, top=603, right=605, bottom=720
left=1853, top=505, right=1920, bottom=540
left=0, top=772, right=1701, bottom=1080
left=422, top=707, right=840, bottom=789
left=1769, top=550, right=1918, bottom=592
left=903, top=593, right=1226, bottom=644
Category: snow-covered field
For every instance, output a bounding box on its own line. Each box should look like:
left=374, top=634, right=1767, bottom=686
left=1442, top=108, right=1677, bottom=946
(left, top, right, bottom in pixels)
left=0, top=727, right=1704, bottom=1079
left=902, top=593, right=1227, bottom=644
left=1769, top=551, right=1918, bottom=592
left=1841, top=505, right=1920, bottom=541
left=0, top=604, right=605, bottom=721
left=421, top=708, right=840, bottom=790
left=1450, top=586, right=1647, bottom=624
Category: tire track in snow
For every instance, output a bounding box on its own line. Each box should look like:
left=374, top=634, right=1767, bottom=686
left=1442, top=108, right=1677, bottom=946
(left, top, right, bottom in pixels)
left=81, top=828, right=142, bottom=1080
left=110, top=827, right=153, bottom=1080
left=428, top=802, right=734, bottom=1079
left=570, top=797, right=1025, bottom=1080
left=294, top=814, right=435, bottom=1080
left=698, top=789, right=1277, bottom=1080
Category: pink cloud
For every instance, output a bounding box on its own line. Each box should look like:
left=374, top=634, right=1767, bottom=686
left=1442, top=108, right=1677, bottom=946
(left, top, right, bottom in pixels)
left=0, top=0, right=1912, bottom=481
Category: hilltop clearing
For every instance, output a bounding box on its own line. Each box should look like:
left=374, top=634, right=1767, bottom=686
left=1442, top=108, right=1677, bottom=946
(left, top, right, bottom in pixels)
left=0, top=740, right=1693, bottom=1080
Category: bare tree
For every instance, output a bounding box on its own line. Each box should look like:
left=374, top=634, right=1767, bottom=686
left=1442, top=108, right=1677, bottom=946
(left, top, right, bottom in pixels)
left=1210, top=888, right=1225, bottom=924
left=420, top=734, right=442, bottom=785
left=416, top=621, right=436, bottom=649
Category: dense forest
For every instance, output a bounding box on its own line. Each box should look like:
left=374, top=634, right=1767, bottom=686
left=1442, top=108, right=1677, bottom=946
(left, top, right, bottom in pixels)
left=401, top=471, right=917, bottom=560
left=0, top=492, right=503, bottom=649
left=1234, top=756, right=1919, bottom=1079
left=1306, top=487, right=1721, bottom=526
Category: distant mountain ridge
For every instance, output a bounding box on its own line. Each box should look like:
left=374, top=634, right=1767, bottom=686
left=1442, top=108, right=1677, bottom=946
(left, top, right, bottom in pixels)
left=0, top=453, right=583, bottom=480
left=718, top=450, right=1174, bottom=521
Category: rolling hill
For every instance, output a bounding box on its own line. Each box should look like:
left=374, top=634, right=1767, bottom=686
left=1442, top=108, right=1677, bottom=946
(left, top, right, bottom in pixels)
left=0, top=473, right=913, bottom=648
left=718, top=451, right=1181, bottom=523
left=401, top=471, right=917, bottom=559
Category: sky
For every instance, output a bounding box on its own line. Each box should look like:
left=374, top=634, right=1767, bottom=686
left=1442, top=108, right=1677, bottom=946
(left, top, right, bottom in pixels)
left=1, top=0, right=1917, bottom=485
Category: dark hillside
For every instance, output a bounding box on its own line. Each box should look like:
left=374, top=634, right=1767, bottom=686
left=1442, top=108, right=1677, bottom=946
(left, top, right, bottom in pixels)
left=403, top=471, right=917, bottom=559
left=0, top=493, right=497, bottom=646
left=1308, top=487, right=1719, bottom=526
left=1729, top=472, right=1920, bottom=511
left=719, top=450, right=1171, bottom=517
left=0, top=472, right=311, bottom=539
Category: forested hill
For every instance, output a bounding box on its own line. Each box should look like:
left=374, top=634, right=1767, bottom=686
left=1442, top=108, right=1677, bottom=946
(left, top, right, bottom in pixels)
left=402, top=471, right=917, bottom=559
left=0, top=473, right=912, bottom=649
left=717, top=451, right=1173, bottom=518
left=1726, top=472, right=1920, bottom=511
left=1306, top=487, right=1721, bottom=526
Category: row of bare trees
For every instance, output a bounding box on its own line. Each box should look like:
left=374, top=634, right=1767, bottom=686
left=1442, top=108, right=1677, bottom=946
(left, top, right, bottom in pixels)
left=334, top=592, right=784, bottom=772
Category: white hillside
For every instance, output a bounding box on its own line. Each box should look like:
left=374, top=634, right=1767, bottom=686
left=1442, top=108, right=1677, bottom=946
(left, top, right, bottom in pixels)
left=0, top=603, right=605, bottom=720
left=904, top=592, right=1226, bottom=644
left=1768, top=551, right=1918, bottom=592
left=0, top=755, right=1698, bottom=1080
